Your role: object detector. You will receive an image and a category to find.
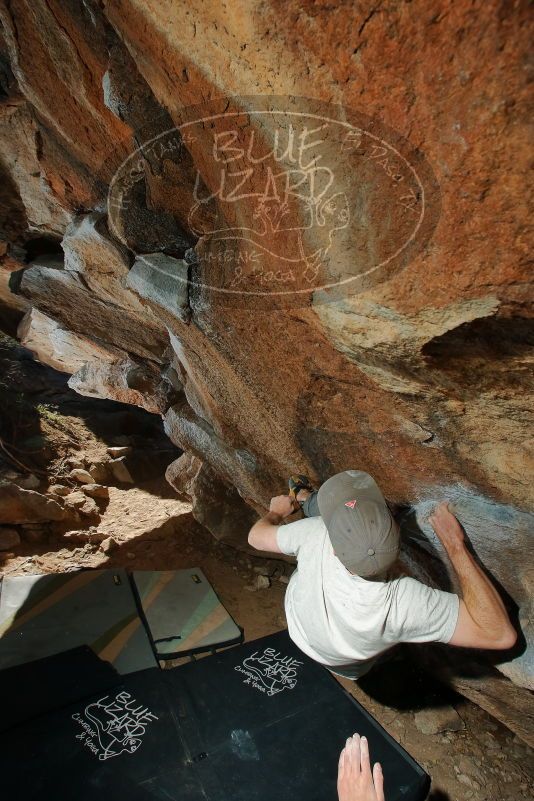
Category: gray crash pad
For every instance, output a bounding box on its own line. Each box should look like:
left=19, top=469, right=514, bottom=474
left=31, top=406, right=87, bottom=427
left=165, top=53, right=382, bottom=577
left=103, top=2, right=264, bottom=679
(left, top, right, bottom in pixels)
left=132, top=568, right=242, bottom=658
left=0, top=569, right=157, bottom=674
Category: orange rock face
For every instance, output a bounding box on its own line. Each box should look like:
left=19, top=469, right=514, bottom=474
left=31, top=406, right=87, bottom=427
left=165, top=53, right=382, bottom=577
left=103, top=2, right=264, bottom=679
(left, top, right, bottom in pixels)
left=0, top=1, right=532, bottom=686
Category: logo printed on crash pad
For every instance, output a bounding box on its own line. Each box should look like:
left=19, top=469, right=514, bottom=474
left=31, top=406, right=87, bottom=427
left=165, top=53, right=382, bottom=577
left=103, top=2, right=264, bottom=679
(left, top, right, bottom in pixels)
left=344, top=500, right=357, bottom=508
left=72, top=691, right=158, bottom=760
left=235, top=647, right=303, bottom=696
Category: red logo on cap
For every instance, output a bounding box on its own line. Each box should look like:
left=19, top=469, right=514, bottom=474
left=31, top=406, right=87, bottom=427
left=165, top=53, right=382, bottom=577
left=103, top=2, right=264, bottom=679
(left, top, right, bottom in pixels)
left=344, top=500, right=357, bottom=508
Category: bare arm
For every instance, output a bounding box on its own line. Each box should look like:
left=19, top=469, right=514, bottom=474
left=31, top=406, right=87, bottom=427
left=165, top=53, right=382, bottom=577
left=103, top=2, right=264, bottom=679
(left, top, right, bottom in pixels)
left=429, top=503, right=517, bottom=650
left=248, top=495, right=296, bottom=553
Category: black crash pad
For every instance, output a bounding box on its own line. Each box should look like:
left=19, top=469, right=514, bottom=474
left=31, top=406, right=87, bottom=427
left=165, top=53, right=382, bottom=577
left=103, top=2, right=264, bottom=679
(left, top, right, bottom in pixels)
left=0, top=631, right=429, bottom=801
left=0, top=645, right=119, bottom=734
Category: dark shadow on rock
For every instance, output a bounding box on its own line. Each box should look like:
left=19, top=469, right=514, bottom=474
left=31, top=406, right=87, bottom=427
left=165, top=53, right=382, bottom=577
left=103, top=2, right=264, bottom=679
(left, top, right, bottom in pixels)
left=0, top=301, right=25, bottom=338
left=396, top=508, right=454, bottom=593
left=295, top=426, right=337, bottom=483
left=356, top=645, right=463, bottom=713
left=23, top=235, right=63, bottom=263
left=422, top=315, right=534, bottom=378
left=427, top=790, right=450, bottom=801
left=461, top=532, right=526, bottom=666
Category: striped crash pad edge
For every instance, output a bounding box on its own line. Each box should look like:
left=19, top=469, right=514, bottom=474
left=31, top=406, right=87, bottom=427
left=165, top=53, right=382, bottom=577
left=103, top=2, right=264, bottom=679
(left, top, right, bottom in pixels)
left=132, top=568, right=243, bottom=659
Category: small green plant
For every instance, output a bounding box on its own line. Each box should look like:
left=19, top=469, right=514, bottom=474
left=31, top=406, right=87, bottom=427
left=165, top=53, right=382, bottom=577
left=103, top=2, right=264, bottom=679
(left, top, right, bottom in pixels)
left=36, top=403, right=63, bottom=423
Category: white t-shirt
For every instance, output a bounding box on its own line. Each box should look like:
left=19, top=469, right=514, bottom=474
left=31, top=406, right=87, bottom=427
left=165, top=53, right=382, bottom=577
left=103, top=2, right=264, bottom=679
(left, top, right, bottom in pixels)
left=277, top=516, right=459, bottom=679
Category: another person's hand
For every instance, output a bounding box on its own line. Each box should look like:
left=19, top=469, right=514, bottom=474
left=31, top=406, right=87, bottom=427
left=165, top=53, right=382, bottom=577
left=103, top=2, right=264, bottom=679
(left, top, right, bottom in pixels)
left=337, top=734, right=384, bottom=801
left=269, top=495, right=296, bottom=519
left=428, top=502, right=464, bottom=552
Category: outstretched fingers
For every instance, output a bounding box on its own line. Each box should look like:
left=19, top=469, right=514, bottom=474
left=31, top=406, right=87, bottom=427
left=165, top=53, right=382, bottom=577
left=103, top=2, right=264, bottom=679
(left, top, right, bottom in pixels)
left=373, top=761, right=385, bottom=801
left=350, top=733, right=361, bottom=780
left=359, top=735, right=371, bottom=778
left=338, top=743, right=346, bottom=777
left=338, top=733, right=385, bottom=801
left=337, top=739, right=350, bottom=799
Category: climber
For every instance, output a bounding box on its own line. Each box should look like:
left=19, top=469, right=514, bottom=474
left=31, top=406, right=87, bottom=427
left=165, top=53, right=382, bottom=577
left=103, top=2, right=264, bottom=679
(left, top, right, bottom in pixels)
left=248, top=470, right=517, bottom=679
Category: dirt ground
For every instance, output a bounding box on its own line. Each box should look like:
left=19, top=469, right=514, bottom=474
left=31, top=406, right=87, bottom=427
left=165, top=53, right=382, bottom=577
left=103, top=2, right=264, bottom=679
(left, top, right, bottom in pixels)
left=1, top=339, right=533, bottom=800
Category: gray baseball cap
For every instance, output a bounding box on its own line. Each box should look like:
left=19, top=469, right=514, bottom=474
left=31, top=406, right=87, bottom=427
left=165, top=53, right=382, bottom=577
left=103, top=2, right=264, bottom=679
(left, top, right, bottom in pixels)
left=317, top=470, right=400, bottom=577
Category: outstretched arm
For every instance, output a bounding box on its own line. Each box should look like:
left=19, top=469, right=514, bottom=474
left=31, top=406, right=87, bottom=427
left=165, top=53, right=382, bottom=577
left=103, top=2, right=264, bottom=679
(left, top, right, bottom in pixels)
left=248, top=495, right=296, bottom=553
left=429, top=503, right=517, bottom=650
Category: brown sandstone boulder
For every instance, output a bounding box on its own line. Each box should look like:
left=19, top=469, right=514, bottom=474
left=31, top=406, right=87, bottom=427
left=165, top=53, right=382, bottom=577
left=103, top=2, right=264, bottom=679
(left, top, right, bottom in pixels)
left=0, top=482, right=66, bottom=524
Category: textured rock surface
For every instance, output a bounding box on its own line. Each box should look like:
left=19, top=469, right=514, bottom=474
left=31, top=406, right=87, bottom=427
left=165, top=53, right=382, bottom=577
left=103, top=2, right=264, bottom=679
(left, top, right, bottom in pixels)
left=18, top=306, right=120, bottom=373
left=68, top=357, right=177, bottom=414
left=166, top=452, right=259, bottom=551
left=0, top=482, right=67, bottom=524
left=0, top=99, right=72, bottom=235
left=0, top=1, right=531, bottom=689
left=414, top=706, right=465, bottom=736
left=0, top=526, right=21, bottom=550
left=61, top=212, right=148, bottom=316
left=127, top=253, right=190, bottom=322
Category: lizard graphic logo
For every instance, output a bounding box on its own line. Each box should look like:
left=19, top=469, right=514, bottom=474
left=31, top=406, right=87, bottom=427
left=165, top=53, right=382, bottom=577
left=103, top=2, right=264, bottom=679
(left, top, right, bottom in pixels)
left=73, top=691, right=158, bottom=761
